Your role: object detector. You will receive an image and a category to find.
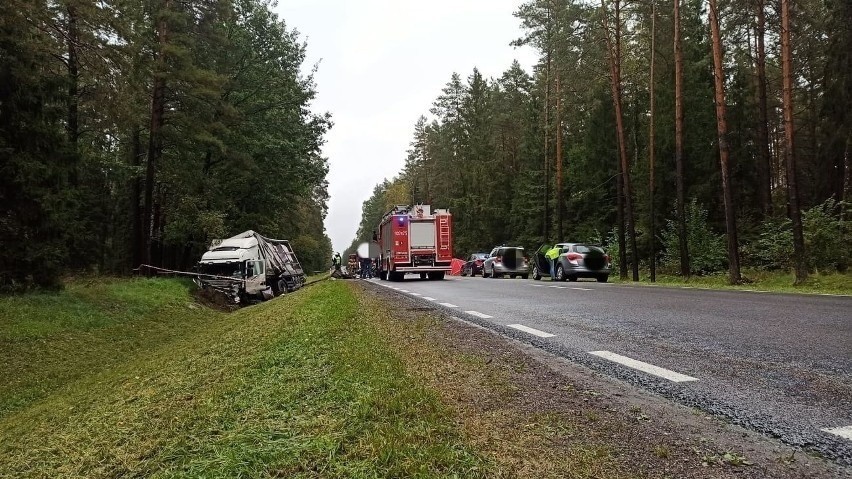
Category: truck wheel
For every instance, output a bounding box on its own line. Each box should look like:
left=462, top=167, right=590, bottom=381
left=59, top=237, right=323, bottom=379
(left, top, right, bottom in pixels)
left=597, top=275, right=608, bottom=283
left=420, top=273, right=427, bottom=280
left=277, top=279, right=287, bottom=295
left=428, top=271, right=445, bottom=280
left=521, top=274, right=529, bottom=280
left=379, top=271, right=387, bottom=280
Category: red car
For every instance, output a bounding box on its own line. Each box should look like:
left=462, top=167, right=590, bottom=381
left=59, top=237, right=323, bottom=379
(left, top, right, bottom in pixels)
left=461, top=253, right=489, bottom=276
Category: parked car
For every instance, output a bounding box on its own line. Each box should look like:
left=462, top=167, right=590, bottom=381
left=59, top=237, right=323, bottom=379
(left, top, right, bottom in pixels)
left=483, top=246, right=529, bottom=279
left=461, top=252, right=489, bottom=276
left=532, top=243, right=611, bottom=282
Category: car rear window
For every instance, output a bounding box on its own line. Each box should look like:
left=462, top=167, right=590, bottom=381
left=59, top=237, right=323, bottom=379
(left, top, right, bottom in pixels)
left=574, top=245, right=604, bottom=254
left=497, top=247, right=524, bottom=256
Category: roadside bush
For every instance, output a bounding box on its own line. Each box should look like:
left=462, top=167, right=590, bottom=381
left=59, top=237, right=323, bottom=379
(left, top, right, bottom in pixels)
left=660, top=199, right=727, bottom=275
left=744, top=199, right=848, bottom=273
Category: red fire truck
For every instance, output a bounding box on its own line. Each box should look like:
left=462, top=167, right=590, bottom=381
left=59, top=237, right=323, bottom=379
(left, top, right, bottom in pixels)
left=374, top=205, right=453, bottom=281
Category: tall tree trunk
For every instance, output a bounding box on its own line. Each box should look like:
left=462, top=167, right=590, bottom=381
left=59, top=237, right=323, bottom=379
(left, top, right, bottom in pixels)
left=754, top=0, right=772, bottom=217
left=556, top=74, right=564, bottom=240
left=709, top=0, right=742, bottom=284
left=780, top=0, right=808, bottom=283
left=143, top=0, right=170, bottom=266
left=673, top=0, right=690, bottom=277
left=131, top=127, right=143, bottom=269
left=617, top=154, right=627, bottom=279
left=543, top=47, right=551, bottom=242
left=602, top=0, right=639, bottom=281
left=66, top=2, right=79, bottom=186
left=649, top=2, right=657, bottom=282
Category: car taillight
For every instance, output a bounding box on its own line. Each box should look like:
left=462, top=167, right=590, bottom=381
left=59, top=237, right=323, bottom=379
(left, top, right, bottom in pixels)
left=475, top=260, right=483, bottom=265
left=495, top=256, right=502, bottom=264
left=604, top=255, right=610, bottom=263
left=566, top=252, right=582, bottom=261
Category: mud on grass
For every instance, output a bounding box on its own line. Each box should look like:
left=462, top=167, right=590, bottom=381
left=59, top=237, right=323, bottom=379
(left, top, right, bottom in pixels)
left=358, top=283, right=847, bottom=478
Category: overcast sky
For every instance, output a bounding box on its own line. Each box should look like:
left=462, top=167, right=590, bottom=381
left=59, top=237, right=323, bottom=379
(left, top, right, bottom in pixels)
left=276, top=0, right=537, bottom=253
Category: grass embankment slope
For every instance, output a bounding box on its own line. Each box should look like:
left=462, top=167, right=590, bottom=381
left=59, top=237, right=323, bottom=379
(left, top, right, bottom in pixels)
left=0, top=278, right=488, bottom=478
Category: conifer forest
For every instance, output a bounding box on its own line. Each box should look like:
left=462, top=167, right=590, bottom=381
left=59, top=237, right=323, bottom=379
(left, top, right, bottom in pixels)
left=348, top=0, right=850, bottom=284
left=1, top=0, right=850, bottom=289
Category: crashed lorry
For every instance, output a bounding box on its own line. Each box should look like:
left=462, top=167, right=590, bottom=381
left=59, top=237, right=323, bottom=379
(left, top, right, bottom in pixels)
left=195, top=230, right=306, bottom=304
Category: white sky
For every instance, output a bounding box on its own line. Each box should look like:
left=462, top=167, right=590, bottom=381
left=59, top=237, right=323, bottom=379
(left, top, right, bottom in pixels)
left=276, top=0, right=537, bottom=253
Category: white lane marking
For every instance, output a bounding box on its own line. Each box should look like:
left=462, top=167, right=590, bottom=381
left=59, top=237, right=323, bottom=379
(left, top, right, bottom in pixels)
left=571, top=287, right=593, bottom=291
left=530, top=284, right=545, bottom=287
left=507, top=324, right=556, bottom=338
left=465, top=310, right=493, bottom=319
left=548, top=286, right=566, bottom=289
left=588, top=351, right=698, bottom=383
left=422, top=296, right=437, bottom=301
left=409, top=292, right=421, bottom=296
left=399, top=289, right=410, bottom=293
left=822, top=425, right=852, bottom=441
left=438, top=303, right=458, bottom=308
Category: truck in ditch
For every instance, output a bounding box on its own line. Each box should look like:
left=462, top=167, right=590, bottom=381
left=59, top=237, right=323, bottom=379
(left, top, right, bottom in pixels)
left=195, top=230, right=306, bottom=304
left=374, top=205, right=453, bottom=281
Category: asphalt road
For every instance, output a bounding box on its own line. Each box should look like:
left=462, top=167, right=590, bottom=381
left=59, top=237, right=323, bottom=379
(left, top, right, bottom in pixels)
left=365, top=275, right=852, bottom=465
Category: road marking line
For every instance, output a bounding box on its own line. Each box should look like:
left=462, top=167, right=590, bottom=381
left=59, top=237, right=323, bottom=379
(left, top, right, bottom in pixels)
left=465, top=310, right=493, bottom=319
left=822, top=426, right=852, bottom=441
left=409, top=293, right=421, bottom=296
left=588, top=351, right=698, bottom=383
left=571, top=287, right=593, bottom=291
left=507, top=324, right=555, bottom=338
left=548, top=286, right=566, bottom=289
left=422, top=296, right=436, bottom=301
left=530, top=284, right=545, bottom=287
left=399, top=289, right=410, bottom=293
left=438, top=303, right=458, bottom=308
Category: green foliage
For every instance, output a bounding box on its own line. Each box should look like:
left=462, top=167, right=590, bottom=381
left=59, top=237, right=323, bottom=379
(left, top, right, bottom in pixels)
left=745, top=199, right=848, bottom=272
left=0, top=0, right=331, bottom=290
left=661, top=200, right=727, bottom=275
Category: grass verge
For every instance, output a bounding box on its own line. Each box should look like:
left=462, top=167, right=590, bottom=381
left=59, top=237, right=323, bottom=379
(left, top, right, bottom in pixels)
left=609, top=269, right=851, bottom=295
left=0, top=279, right=489, bottom=478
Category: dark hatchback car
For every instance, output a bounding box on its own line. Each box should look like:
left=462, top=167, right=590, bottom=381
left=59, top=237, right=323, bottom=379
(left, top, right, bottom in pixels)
left=532, top=243, right=611, bottom=282
left=461, top=253, right=489, bottom=276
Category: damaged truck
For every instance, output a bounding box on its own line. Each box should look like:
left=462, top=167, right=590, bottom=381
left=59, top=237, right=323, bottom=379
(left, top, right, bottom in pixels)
left=195, top=230, right=306, bottom=304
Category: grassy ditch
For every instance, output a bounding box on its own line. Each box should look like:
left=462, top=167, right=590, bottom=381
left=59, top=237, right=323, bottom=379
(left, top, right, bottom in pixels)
left=609, top=269, right=851, bottom=295
left=0, top=279, right=488, bottom=478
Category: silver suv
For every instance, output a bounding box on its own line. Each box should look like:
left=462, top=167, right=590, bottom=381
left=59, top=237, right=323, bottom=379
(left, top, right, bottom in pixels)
left=482, top=246, right=529, bottom=279
left=532, top=243, right=611, bottom=282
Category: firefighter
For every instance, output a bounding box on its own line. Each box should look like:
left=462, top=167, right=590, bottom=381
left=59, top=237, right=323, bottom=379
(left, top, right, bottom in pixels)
left=545, top=245, right=561, bottom=281
left=332, top=252, right=342, bottom=271
left=359, top=257, right=372, bottom=279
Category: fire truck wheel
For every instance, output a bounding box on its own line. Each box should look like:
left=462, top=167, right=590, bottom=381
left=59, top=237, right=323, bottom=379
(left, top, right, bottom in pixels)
left=428, top=272, right=445, bottom=280
left=420, top=273, right=427, bottom=280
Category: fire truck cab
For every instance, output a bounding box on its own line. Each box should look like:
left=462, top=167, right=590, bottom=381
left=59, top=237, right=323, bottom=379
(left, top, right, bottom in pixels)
left=375, top=205, right=453, bottom=281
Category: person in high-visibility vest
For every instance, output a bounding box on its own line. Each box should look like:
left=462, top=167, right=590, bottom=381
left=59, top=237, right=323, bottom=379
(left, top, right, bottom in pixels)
left=545, top=245, right=561, bottom=281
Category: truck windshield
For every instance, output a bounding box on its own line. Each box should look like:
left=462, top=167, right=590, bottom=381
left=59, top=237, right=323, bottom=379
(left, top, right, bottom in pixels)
left=199, top=262, right=242, bottom=278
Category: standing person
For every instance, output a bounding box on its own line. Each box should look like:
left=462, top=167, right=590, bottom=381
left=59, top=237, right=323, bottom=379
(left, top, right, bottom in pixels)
left=359, top=257, right=372, bottom=279
left=332, top=252, right=342, bottom=272
left=545, top=245, right=562, bottom=281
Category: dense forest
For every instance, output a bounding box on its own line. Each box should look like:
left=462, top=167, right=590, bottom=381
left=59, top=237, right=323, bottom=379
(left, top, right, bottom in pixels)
left=348, top=0, right=850, bottom=284
left=0, top=0, right=332, bottom=291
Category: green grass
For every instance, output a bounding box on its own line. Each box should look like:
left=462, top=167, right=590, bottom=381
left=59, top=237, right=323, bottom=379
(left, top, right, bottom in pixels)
left=0, top=279, right=490, bottom=478
left=610, top=269, right=851, bottom=295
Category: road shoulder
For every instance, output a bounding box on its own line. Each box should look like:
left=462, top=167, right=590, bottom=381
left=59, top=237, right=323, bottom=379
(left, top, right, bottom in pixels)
left=359, top=281, right=851, bottom=478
